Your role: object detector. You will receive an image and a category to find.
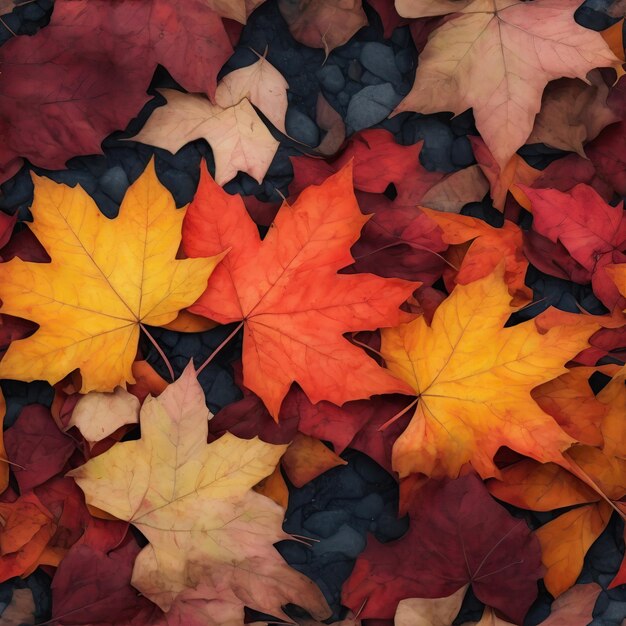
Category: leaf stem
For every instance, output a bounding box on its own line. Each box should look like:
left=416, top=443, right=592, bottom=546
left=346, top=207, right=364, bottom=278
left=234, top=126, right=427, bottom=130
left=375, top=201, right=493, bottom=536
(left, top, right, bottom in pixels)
left=352, top=240, right=459, bottom=271
left=196, top=321, right=244, bottom=376
left=378, top=396, right=419, bottom=431
left=140, top=323, right=174, bottom=383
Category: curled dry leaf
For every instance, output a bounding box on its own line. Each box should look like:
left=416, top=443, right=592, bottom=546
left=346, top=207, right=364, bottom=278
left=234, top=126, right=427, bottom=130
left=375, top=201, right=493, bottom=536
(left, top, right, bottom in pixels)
left=0, top=160, right=222, bottom=392
left=183, top=163, right=416, bottom=418
left=69, top=364, right=330, bottom=624
left=380, top=264, right=600, bottom=479
left=394, top=0, right=620, bottom=168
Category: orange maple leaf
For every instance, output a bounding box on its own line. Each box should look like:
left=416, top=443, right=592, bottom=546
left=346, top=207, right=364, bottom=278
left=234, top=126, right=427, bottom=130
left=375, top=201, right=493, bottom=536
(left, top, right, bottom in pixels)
left=380, top=265, right=600, bottom=479
left=488, top=368, right=626, bottom=596
left=183, top=163, right=416, bottom=417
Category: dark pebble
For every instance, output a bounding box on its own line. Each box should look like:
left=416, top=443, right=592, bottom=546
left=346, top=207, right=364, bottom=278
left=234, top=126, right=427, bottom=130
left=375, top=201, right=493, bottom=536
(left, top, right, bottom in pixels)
left=395, top=49, right=414, bottom=74
left=354, top=493, right=385, bottom=520
left=303, top=510, right=351, bottom=539
left=174, top=334, right=203, bottom=357
left=361, top=70, right=385, bottom=86
left=20, top=2, right=46, bottom=21
left=99, top=166, right=129, bottom=204
left=347, top=59, right=363, bottom=81
left=277, top=541, right=310, bottom=565
left=402, top=117, right=456, bottom=171
left=317, top=65, right=345, bottom=94
left=451, top=136, right=475, bottom=167
left=375, top=511, right=409, bottom=541
left=157, top=168, right=195, bottom=206
left=312, top=524, right=366, bottom=558
left=360, top=42, right=402, bottom=86
left=391, top=26, right=411, bottom=47
left=285, top=109, right=320, bottom=147
left=335, top=41, right=362, bottom=60
left=346, top=84, right=401, bottom=131
left=48, top=170, right=97, bottom=195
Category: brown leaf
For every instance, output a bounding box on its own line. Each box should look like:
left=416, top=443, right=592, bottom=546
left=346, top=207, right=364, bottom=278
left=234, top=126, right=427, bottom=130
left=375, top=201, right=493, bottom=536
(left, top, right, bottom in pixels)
left=527, top=71, right=619, bottom=156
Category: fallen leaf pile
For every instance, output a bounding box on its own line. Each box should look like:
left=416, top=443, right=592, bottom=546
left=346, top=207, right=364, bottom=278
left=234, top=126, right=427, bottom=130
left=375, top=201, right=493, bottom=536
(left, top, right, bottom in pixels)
left=0, top=0, right=626, bottom=624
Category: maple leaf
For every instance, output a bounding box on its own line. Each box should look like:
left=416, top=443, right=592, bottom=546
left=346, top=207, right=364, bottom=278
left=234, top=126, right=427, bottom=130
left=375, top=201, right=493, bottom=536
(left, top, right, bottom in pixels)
left=183, top=163, right=416, bottom=418
left=587, top=119, right=626, bottom=196
left=277, top=0, right=368, bottom=56
left=527, top=72, right=619, bottom=156
left=380, top=265, right=600, bottom=479
left=342, top=473, right=543, bottom=622
left=67, top=388, right=140, bottom=447
left=488, top=369, right=626, bottom=596
left=419, top=207, right=531, bottom=305
left=0, top=493, right=57, bottom=582
left=0, top=0, right=233, bottom=182
left=289, top=130, right=486, bottom=281
left=522, top=183, right=626, bottom=310
left=469, top=136, right=540, bottom=211
left=0, top=161, right=221, bottom=392
left=460, top=583, right=601, bottom=626
left=131, top=55, right=288, bottom=184
left=531, top=366, right=610, bottom=447
left=4, top=405, right=75, bottom=493
left=51, top=540, right=161, bottom=626
left=393, top=0, right=620, bottom=168
left=69, top=364, right=330, bottom=623
left=205, top=0, right=265, bottom=22
left=0, top=390, right=7, bottom=495
left=394, top=586, right=468, bottom=626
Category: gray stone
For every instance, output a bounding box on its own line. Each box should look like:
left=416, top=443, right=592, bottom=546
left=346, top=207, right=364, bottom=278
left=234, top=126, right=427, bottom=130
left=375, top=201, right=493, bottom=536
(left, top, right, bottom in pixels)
left=360, top=71, right=385, bottom=86
left=285, top=108, right=320, bottom=147
left=313, top=524, right=366, bottom=558
left=391, top=27, right=410, bottom=47
left=317, top=65, right=345, bottom=94
left=158, top=168, right=195, bottom=205
left=99, top=166, right=129, bottom=204
left=451, top=136, right=474, bottom=167
left=303, top=510, right=351, bottom=538
left=354, top=494, right=385, bottom=520
left=360, top=43, right=402, bottom=85
left=346, top=84, right=401, bottom=131
left=375, top=511, right=409, bottom=541
left=395, top=49, right=414, bottom=74
left=347, top=59, right=363, bottom=81
left=599, top=600, right=626, bottom=622
left=175, top=334, right=203, bottom=357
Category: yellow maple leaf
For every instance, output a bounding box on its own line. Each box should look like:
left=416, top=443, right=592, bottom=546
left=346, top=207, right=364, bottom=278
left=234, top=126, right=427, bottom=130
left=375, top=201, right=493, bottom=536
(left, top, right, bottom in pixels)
left=0, top=160, right=221, bottom=392
left=380, top=266, right=600, bottom=479
left=69, top=364, right=330, bottom=624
